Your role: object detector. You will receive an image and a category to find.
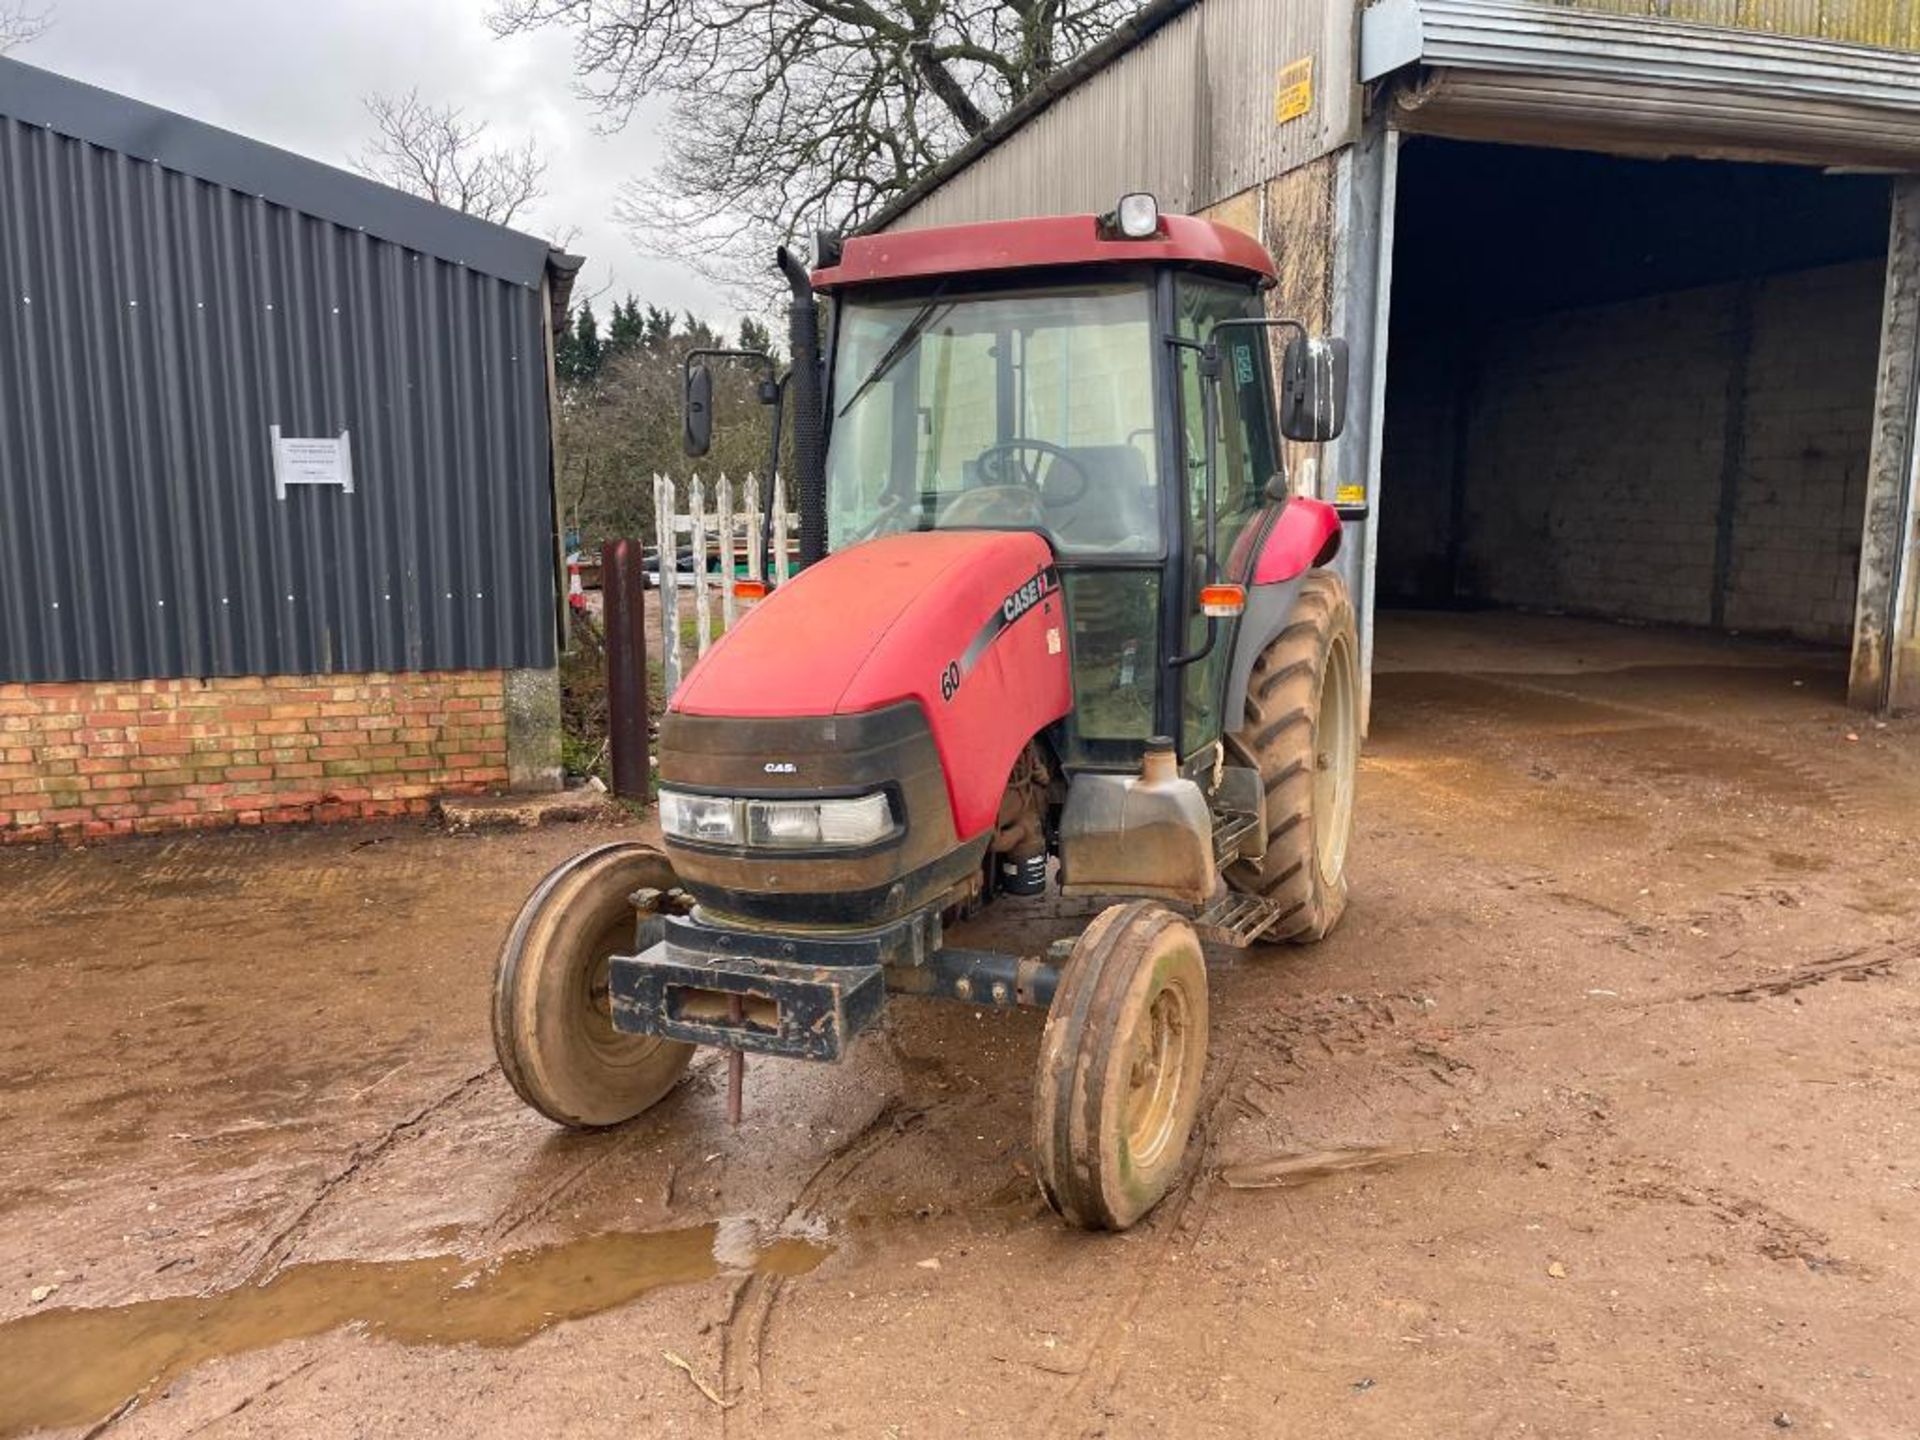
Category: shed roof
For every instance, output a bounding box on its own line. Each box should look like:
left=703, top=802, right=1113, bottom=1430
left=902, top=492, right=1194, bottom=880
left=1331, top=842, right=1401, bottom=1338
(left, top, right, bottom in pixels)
left=1364, top=0, right=1920, bottom=169
left=0, top=54, right=562, bottom=288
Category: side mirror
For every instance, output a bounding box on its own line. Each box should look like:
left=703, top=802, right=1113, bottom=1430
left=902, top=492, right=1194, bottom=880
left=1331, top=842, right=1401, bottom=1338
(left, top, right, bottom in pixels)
left=683, top=363, right=714, bottom=458
left=1279, top=334, right=1349, bottom=443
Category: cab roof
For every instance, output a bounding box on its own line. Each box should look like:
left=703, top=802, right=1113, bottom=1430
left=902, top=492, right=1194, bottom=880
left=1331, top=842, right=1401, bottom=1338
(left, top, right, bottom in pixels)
left=810, top=213, right=1276, bottom=292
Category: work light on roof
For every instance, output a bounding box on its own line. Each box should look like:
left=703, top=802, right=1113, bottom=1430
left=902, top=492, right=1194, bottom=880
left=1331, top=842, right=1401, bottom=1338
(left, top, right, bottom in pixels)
left=1115, top=192, right=1160, bottom=239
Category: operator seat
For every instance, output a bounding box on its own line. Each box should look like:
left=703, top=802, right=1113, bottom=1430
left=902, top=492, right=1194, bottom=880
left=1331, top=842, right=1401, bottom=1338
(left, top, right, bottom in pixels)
left=1040, top=445, right=1158, bottom=554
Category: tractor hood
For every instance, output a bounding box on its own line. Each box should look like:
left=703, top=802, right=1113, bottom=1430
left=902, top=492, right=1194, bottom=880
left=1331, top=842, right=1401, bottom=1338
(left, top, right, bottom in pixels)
left=668, top=528, right=1073, bottom=842
left=674, top=530, right=1060, bottom=719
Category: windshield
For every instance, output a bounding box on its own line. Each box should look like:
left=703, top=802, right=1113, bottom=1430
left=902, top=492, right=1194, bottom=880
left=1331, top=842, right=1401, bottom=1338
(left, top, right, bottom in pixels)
left=825, top=283, right=1162, bottom=556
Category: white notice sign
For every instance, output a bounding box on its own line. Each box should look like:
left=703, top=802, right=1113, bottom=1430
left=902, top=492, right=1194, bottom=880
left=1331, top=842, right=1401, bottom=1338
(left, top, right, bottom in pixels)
left=271, top=425, right=355, bottom=500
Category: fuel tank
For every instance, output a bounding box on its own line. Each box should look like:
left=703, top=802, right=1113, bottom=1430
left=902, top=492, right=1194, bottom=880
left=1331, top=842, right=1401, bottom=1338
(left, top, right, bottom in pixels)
left=660, top=530, right=1073, bottom=924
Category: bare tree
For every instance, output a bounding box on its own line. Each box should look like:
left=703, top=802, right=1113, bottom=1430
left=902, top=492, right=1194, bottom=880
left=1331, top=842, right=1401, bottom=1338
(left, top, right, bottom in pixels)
left=0, top=1, right=52, bottom=52
left=353, top=90, right=547, bottom=227
left=491, top=0, right=1142, bottom=290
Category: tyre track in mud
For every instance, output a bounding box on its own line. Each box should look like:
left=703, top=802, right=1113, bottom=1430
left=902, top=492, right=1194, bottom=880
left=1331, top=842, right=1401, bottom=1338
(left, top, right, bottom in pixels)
left=1036, top=1032, right=1250, bottom=1440
left=1440, top=672, right=1860, bottom=818
left=223, top=1064, right=497, bottom=1288
left=1025, top=924, right=1916, bottom=1433
left=717, top=1094, right=955, bottom=1436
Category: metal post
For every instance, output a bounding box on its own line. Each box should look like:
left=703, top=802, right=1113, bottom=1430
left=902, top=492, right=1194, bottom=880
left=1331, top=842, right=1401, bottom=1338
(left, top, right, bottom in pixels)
left=726, top=995, right=745, bottom=1125
left=603, top=539, right=650, bottom=803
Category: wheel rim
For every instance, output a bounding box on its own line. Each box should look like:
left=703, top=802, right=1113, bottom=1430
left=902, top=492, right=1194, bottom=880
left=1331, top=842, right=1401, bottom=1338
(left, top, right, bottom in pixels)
left=1123, top=980, right=1192, bottom=1171
left=1314, top=632, right=1357, bottom=881
left=572, top=911, right=668, bottom=1072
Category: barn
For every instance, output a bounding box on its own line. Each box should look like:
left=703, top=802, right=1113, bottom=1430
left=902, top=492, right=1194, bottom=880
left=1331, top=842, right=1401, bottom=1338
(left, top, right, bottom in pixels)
left=871, top=0, right=1920, bottom=721
left=0, top=57, right=576, bottom=842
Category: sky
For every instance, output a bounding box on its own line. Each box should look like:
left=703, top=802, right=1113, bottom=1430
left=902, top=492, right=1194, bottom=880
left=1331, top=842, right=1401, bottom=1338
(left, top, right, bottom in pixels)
left=12, top=0, right=731, bottom=323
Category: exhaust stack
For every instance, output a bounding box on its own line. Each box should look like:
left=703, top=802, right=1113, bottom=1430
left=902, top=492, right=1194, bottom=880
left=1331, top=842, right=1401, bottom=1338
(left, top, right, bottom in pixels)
left=776, top=246, right=828, bottom=568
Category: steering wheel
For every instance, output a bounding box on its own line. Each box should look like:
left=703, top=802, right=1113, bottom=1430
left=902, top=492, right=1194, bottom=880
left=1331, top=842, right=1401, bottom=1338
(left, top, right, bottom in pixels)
left=851, top=492, right=916, bottom=544
left=974, top=439, right=1094, bottom=507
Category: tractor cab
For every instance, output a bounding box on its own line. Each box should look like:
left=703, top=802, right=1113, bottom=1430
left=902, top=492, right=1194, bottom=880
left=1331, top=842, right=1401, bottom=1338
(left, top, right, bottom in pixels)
left=809, top=199, right=1340, bottom=773
left=494, top=197, right=1364, bottom=1234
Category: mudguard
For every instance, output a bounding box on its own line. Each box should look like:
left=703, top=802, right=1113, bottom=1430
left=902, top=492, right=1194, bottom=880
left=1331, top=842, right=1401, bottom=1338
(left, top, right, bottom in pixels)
left=672, top=530, right=1073, bottom=840
left=1223, top=497, right=1342, bottom=727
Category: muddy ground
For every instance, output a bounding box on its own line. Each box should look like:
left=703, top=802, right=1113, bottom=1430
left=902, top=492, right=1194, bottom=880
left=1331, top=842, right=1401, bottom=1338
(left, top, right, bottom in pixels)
left=2, top=612, right=1917, bottom=1439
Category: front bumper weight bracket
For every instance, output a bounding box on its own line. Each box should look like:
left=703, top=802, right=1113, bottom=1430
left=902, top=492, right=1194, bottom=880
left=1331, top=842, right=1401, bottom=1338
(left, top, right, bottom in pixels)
left=609, top=927, right=887, bottom=1062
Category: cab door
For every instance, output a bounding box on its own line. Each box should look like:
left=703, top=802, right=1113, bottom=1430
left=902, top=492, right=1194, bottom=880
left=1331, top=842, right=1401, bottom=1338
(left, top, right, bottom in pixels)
left=1172, top=277, right=1282, bottom=758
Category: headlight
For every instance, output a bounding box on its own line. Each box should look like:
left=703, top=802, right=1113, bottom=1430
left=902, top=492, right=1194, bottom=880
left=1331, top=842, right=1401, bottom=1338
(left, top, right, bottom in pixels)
left=660, top=790, right=740, bottom=844
left=745, top=792, right=892, bottom=848
left=660, top=789, right=893, bottom=849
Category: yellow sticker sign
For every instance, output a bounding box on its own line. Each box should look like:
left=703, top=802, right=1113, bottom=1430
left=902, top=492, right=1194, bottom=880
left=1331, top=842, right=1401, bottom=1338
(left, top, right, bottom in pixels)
left=1274, top=57, right=1313, bottom=125
left=1336, top=483, right=1367, bottom=505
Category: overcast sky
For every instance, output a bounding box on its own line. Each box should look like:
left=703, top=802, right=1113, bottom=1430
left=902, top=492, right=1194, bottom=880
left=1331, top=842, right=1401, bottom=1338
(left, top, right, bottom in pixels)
left=15, top=0, right=732, bottom=323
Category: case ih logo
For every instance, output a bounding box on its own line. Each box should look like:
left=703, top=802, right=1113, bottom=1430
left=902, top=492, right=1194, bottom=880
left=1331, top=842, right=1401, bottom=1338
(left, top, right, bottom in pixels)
left=941, top=567, right=1060, bottom=703
left=1001, top=571, right=1056, bottom=625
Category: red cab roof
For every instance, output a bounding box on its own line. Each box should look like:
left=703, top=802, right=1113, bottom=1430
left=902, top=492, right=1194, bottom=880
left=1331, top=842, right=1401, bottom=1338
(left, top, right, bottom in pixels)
left=811, top=212, right=1276, bottom=292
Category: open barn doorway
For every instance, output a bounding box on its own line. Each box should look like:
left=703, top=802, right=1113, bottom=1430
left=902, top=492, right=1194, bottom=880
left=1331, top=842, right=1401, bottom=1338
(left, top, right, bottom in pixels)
left=1374, top=138, right=1891, bottom=699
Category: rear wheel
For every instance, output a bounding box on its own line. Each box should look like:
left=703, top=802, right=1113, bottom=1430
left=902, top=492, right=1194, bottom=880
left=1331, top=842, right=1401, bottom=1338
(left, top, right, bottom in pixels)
left=492, top=843, right=695, bottom=1128
left=1033, top=902, right=1209, bottom=1231
left=1226, top=571, right=1359, bottom=943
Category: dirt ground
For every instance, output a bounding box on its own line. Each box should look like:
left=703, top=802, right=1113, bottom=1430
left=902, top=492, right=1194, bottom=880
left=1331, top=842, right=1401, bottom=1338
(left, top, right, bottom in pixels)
left=2, top=611, right=1917, bottom=1439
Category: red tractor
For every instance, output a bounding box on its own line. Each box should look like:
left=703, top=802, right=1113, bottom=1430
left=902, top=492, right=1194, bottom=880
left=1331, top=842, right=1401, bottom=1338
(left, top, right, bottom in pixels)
left=494, top=195, right=1362, bottom=1230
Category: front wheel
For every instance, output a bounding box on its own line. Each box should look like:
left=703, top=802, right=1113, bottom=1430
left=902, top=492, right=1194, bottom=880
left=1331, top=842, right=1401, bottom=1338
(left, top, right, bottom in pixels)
left=1226, top=571, right=1360, bottom=943
left=1032, top=903, right=1210, bottom=1231
left=492, top=843, right=695, bottom=1128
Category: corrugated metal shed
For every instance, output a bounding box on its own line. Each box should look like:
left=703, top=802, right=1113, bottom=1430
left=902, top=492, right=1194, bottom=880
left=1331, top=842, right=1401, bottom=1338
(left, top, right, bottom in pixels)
left=879, top=0, right=1358, bottom=232
left=1544, top=0, right=1920, bottom=50
left=1363, top=0, right=1920, bottom=167
left=0, top=57, right=562, bottom=684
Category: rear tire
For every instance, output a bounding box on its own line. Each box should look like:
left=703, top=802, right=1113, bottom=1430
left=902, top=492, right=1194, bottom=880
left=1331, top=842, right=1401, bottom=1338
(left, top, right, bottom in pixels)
left=1033, top=902, right=1209, bottom=1231
left=1226, top=570, right=1359, bottom=943
left=492, top=843, right=695, bottom=1129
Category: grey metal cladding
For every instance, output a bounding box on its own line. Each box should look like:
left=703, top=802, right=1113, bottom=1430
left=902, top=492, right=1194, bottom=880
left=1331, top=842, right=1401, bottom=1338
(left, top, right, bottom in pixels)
left=0, top=55, right=551, bottom=286
left=0, top=114, right=558, bottom=683
left=877, top=0, right=1357, bottom=232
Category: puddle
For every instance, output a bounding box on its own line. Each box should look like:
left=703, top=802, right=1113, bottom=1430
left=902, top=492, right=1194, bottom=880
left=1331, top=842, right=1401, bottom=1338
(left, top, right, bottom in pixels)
left=1218, top=1145, right=1427, bottom=1190
left=0, top=1223, right=828, bottom=1437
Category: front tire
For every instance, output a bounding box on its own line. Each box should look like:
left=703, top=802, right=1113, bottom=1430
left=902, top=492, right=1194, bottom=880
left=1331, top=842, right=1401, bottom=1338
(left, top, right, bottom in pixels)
left=1033, top=903, right=1210, bottom=1231
left=492, top=843, right=695, bottom=1128
left=1226, top=571, right=1359, bottom=943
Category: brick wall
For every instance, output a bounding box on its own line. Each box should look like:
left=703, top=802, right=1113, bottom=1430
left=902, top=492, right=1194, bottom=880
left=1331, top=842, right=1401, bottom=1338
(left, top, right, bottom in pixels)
left=1381, top=260, right=1883, bottom=643
left=0, top=670, right=510, bottom=844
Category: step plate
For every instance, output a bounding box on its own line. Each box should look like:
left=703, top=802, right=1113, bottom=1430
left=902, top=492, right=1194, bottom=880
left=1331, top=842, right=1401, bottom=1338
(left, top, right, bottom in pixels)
left=1194, top=891, right=1294, bottom=948
left=1210, top=810, right=1261, bottom=864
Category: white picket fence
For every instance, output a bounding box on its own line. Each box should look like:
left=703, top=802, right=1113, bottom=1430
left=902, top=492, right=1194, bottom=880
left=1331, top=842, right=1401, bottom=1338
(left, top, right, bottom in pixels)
left=651, top=472, right=797, bottom=696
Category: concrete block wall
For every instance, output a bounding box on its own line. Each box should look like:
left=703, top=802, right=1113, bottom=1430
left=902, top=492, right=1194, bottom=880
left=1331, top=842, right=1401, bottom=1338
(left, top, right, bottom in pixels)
left=0, top=670, right=511, bottom=844
left=1462, top=283, right=1736, bottom=628
left=1384, top=260, right=1883, bottom=642
left=1724, top=263, right=1884, bottom=639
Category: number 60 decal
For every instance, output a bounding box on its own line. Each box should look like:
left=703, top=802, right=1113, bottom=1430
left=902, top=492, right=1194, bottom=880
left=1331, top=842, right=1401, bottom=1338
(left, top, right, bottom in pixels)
left=939, top=660, right=962, bottom=702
